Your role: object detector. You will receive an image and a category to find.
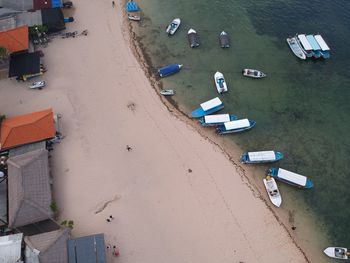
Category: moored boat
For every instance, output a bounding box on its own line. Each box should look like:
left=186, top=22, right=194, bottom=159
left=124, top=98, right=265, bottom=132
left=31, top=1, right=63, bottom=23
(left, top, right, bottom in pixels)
left=263, top=176, right=282, bottom=207
left=242, top=69, right=266, bottom=78
left=191, top=97, right=224, bottom=118
left=306, top=35, right=322, bottom=58
left=324, top=247, right=349, bottom=260
left=166, top=18, right=181, bottom=35
left=199, top=114, right=237, bottom=126
left=267, top=168, right=313, bottom=189
left=160, top=89, right=175, bottom=96
left=188, top=28, right=200, bottom=48
left=126, top=1, right=139, bottom=12
left=297, top=34, right=314, bottom=58
left=219, top=31, right=230, bottom=48
left=127, top=14, right=140, bottom=21
left=216, top=118, right=256, bottom=135
left=286, top=37, right=306, bottom=60
left=240, top=151, right=283, bottom=164
left=214, top=71, right=228, bottom=93
left=314, top=34, right=330, bottom=59
left=158, top=64, right=182, bottom=77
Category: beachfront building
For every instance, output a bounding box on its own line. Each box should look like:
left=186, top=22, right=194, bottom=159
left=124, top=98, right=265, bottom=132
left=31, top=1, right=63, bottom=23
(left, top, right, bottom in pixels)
left=0, top=233, right=23, bottom=263
left=0, top=108, right=56, bottom=152
left=24, top=228, right=70, bottom=263
left=7, top=148, right=53, bottom=228
left=68, top=234, right=107, bottom=263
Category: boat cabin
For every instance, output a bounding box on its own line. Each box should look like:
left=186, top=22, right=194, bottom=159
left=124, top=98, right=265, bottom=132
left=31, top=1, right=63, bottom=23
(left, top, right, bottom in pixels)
left=306, top=35, right=322, bottom=58
left=314, top=35, right=330, bottom=58
left=204, top=114, right=230, bottom=124
left=200, top=97, right=222, bottom=111
left=224, top=119, right=250, bottom=131
left=277, top=168, right=307, bottom=186
left=297, top=34, right=313, bottom=57
left=248, top=151, right=276, bottom=162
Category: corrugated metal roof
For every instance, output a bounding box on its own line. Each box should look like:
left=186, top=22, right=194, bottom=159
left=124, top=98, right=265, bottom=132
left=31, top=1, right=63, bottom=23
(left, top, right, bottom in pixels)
left=0, top=233, right=23, bottom=262
left=68, top=234, right=106, bottom=263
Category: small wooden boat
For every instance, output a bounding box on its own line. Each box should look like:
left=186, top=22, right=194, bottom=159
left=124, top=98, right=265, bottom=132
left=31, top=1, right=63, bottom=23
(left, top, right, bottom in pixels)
left=263, top=176, right=282, bottom=207
left=242, top=69, right=266, bottom=78
left=286, top=37, right=306, bottom=60
left=219, top=31, right=230, bottom=48
left=158, top=64, right=182, bottom=77
left=214, top=71, right=228, bottom=93
left=160, top=89, right=175, bottom=96
left=240, top=151, right=283, bottom=164
left=216, top=118, right=256, bottom=135
left=324, top=247, right=349, bottom=260
left=267, top=168, right=313, bottom=189
left=187, top=28, right=200, bottom=48
left=166, top=18, right=181, bottom=35
left=191, top=97, right=224, bottom=118
left=128, top=14, right=140, bottom=21
left=199, top=114, right=237, bottom=126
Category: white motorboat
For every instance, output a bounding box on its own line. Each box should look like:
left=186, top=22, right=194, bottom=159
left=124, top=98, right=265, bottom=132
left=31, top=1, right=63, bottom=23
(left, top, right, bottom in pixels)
left=128, top=14, right=140, bottom=21
left=214, top=71, right=228, bottom=93
left=160, top=89, right=175, bottom=96
left=263, top=176, right=282, bottom=207
left=29, top=81, right=46, bottom=89
left=286, top=37, right=306, bottom=60
left=166, top=18, right=181, bottom=35
left=242, top=69, right=266, bottom=78
left=324, top=247, right=349, bottom=260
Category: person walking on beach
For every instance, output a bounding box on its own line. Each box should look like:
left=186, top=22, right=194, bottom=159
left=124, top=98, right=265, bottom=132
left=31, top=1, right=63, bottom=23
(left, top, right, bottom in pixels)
left=112, top=1, right=115, bottom=7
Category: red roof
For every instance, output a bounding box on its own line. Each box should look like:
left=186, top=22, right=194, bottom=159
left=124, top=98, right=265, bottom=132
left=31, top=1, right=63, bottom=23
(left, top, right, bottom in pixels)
left=0, top=109, right=56, bottom=150
left=0, top=26, right=29, bottom=53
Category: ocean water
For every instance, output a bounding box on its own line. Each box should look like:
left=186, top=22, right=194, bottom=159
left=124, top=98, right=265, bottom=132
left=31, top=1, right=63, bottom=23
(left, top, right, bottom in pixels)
left=131, top=0, right=350, bottom=254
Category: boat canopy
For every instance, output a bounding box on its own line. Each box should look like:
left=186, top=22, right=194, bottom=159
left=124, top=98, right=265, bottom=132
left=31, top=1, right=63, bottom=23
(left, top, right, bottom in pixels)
left=224, top=119, right=250, bottom=130
left=298, top=34, right=313, bottom=51
left=248, top=151, right=276, bottom=161
left=278, top=168, right=307, bottom=186
left=314, top=35, right=330, bottom=51
left=200, top=97, right=222, bottom=111
left=306, top=35, right=321, bottom=51
left=204, top=114, right=230, bottom=124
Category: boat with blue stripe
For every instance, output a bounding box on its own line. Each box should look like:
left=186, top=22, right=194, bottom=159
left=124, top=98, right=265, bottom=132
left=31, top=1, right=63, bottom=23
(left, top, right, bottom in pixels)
left=314, top=35, right=330, bottom=59
left=240, top=151, right=283, bottom=164
left=267, top=168, right=313, bottom=189
left=199, top=114, right=237, bottom=126
left=306, top=35, right=322, bottom=59
left=297, top=34, right=314, bottom=58
left=158, top=64, right=182, bottom=77
left=191, top=97, right=224, bottom=118
left=216, top=118, right=256, bottom=135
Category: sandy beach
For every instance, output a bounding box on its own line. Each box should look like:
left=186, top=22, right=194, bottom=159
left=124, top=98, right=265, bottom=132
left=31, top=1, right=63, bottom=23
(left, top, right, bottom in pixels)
left=0, top=0, right=312, bottom=262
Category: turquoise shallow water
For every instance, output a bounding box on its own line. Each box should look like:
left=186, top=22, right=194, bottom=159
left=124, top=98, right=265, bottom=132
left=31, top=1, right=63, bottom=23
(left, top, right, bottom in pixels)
left=132, top=0, right=350, bottom=249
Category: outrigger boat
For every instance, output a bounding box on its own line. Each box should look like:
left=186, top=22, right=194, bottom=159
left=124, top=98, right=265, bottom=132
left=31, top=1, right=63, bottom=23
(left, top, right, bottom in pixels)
left=128, top=14, right=140, bottom=21
left=286, top=37, right=306, bottom=60
left=263, top=176, right=282, bottom=207
left=314, top=34, right=330, bottom=59
left=267, top=168, right=313, bottom=189
left=199, top=114, right=237, bottom=126
left=214, top=71, right=228, bottom=93
left=324, top=247, right=349, bottom=260
left=242, top=69, right=266, bottom=78
left=297, top=34, right=314, bottom=58
left=216, top=118, right=256, bottom=135
left=160, top=89, right=175, bottom=96
left=219, top=31, right=230, bottom=48
left=191, top=97, right=224, bottom=118
left=166, top=18, right=181, bottom=35
left=158, top=64, right=182, bottom=77
left=240, top=151, right=283, bottom=164
left=188, top=28, right=200, bottom=48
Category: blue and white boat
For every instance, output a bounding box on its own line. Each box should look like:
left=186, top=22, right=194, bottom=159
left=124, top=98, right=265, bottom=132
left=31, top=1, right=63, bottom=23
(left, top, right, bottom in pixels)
left=263, top=176, right=282, bottom=207
left=214, top=71, right=228, bottom=93
left=240, top=151, right=283, bottom=164
left=286, top=37, right=306, bottom=60
left=216, top=118, right=256, bottom=135
left=324, top=247, right=349, bottom=260
left=191, top=97, right=224, bottom=118
left=199, top=114, right=237, bottom=126
left=297, top=34, right=314, bottom=58
left=314, top=34, right=330, bottom=59
left=166, top=18, right=181, bottom=36
left=267, top=168, right=313, bottom=189
left=306, top=35, right=322, bottom=59
left=158, top=64, right=182, bottom=77
left=126, top=1, right=139, bottom=12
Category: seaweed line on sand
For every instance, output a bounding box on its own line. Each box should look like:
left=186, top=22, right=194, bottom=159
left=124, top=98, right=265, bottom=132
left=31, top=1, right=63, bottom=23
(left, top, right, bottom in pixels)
left=123, top=13, right=310, bottom=262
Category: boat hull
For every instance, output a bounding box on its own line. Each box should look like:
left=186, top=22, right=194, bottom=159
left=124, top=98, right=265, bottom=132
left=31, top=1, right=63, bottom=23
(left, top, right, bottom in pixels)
left=263, top=177, right=282, bottom=207
left=267, top=168, right=313, bottom=189
left=214, top=72, right=228, bottom=93
left=286, top=37, right=306, bottom=60
left=242, top=69, right=266, bottom=78
left=324, top=247, right=348, bottom=259
left=191, top=104, right=224, bottom=118
left=217, top=120, right=256, bottom=135
left=240, top=151, right=283, bottom=164
left=158, top=64, right=182, bottom=77
left=166, top=18, right=181, bottom=35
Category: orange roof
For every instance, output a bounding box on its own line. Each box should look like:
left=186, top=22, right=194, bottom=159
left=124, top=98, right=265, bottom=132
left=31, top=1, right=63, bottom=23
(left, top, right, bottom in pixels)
left=0, top=108, right=56, bottom=150
left=0, top=26, right=29, bottom=53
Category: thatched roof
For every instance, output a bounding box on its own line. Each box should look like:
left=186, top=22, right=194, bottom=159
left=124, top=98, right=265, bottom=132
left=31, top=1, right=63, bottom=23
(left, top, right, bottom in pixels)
left=25, top=228, right=70, bottom=263
left=7, top=148, right=52, bottom=228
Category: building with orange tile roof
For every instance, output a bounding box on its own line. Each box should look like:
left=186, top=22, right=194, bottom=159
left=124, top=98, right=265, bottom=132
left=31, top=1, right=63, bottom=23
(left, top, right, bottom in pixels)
left=0, top=108, right=56, bottom=151
left=0, top=26, right=29, bottom=53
